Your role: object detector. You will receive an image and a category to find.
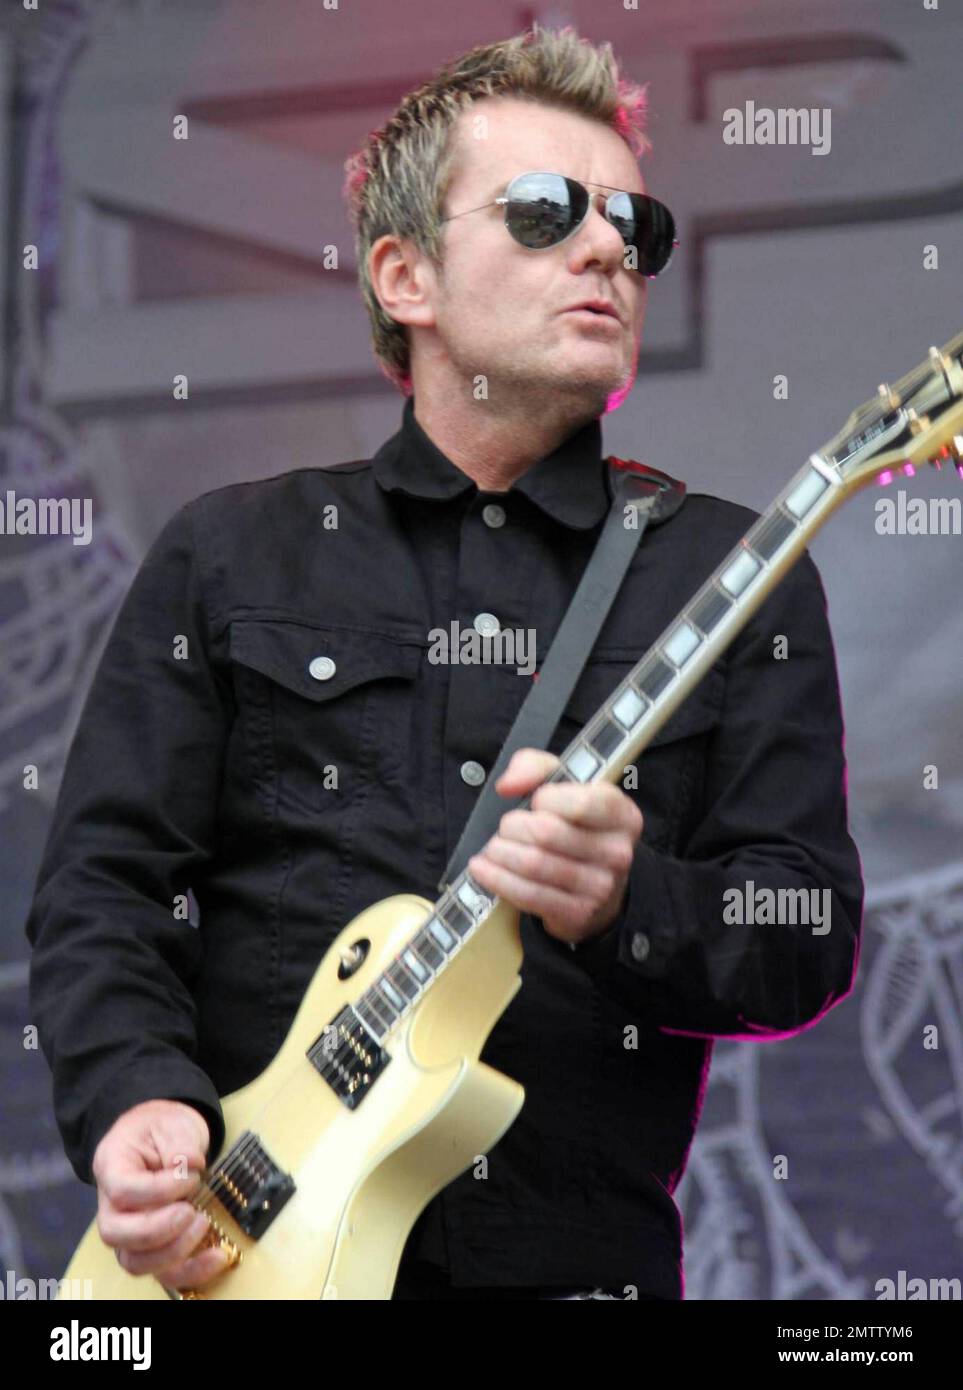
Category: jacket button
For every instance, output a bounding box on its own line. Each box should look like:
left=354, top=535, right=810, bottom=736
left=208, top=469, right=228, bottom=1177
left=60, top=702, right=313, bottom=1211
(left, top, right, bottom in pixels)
left=482, top=503, right=506, bottom=528
left=308, top=656, right=336, bottom=681
left=460, top=760, right=486, bottom=787
left=630, top=932, right=650, bottom=963
left=473, top=612, right=500, bottom=636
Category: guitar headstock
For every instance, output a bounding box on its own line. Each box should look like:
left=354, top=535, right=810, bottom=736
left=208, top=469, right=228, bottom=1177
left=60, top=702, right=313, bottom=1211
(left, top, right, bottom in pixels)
left=822, top=330, right=963, bottom=494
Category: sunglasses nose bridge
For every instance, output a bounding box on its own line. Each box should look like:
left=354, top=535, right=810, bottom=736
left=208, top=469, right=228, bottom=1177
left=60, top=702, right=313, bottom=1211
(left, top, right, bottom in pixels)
left=574, top=186, right=623, bottom=252
left=571, top=184, right=606, bottom=224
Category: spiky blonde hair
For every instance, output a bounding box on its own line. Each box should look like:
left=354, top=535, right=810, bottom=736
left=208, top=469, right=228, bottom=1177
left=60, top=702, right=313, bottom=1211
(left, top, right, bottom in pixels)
left=342, top=24, right=651, bottom=394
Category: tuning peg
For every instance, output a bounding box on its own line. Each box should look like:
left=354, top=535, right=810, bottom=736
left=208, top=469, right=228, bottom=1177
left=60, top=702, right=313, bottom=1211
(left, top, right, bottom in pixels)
left=877, top=383, right=901, bottom=410
left=929, top=345, right=954, bottom=376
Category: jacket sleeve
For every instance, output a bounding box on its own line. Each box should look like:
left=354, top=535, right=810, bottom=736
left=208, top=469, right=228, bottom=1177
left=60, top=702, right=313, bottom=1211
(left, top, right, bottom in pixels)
left=24, top=500, right=228, bottom=1184
left=570, top=550, right=864, bottom=1038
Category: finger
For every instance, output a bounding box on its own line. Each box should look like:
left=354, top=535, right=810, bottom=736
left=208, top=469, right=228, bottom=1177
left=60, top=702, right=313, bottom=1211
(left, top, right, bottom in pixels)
left=151, top=1122, right=209, bottom=1177
left=529, top=780, right=644, bottom=834
left=493, top=748, right=561, bottom=794
left=96, top=1155, right=204, bottom=1213
left=114, top=1208, right=214, bottom=1277
left=467, top=855, right=601, bottom=930
left=97, top=1196, right=204, bottom=1255
left=493, top=809, right=637, bottom=873
left=158, top=1245, right=233, bottom=1293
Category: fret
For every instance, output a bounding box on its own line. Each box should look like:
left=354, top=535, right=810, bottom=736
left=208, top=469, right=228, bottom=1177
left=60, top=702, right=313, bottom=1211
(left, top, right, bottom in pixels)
left=582, top=714, right=624, bottom=760
left=426, top=915, right=457, bottom=951
left=565, top=743, right=602, bottom=782
left=719, top=545, right=761, bottom=597
left=611, top=684, right=648, bottom=730
left=547, top=763, right=578, bottom=782
left=412, top=930, right=445, bottom=971
left=688, top=583, right=732, bottom=635
left=348, top=1003, right=379, bottom=1044
left=784, top=465, right=829, bottom=518
left=662, top=619, right=701, bottom=667
left=375, top=976, right=405, bottom=1012
left=636, top=652, right=674, bottom=700
left=360, top=995, right=394, bottom=1039
left=456, top=875, right=494, bottom=919
left=745, top=505, right=797, bottom=561
left=400, top=946, right=431, bottom=984
left=385, top=961, right=419, bottom=1001
left=438, top=895, right=475, bottom=937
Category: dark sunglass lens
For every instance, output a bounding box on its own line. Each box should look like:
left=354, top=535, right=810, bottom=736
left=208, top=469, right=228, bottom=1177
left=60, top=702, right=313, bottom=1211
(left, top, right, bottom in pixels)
left=505, top=173, right=581, bottom=249
left=619, top=194, right=676, bottom=276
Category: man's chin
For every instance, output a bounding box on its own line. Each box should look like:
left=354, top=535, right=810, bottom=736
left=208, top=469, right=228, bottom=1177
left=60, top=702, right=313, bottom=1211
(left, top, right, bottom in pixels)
left=476, top=356, right=625, bottom=413
left=557, top=364, right=630, bottom=408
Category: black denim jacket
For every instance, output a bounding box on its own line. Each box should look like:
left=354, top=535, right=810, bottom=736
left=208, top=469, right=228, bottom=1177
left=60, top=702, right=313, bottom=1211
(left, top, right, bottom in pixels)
left=25, top=396, right=863, bottom=1298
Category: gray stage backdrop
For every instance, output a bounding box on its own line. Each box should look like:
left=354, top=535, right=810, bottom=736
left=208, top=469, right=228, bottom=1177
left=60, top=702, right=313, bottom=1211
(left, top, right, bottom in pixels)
left=1, top=0, right=961, bottom=1301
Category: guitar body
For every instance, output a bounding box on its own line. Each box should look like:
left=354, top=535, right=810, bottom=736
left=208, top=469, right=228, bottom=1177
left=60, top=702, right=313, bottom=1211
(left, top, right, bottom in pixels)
left=61, top=892, right=525, bottom=1300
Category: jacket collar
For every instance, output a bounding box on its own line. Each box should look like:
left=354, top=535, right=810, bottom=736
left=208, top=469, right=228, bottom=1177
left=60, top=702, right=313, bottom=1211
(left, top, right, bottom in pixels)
left=371, top=396, right=611, bottom=531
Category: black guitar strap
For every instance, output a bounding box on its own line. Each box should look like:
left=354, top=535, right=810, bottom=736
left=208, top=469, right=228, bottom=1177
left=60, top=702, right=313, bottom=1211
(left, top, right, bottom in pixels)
left=438, top=457, right=687, bottom=894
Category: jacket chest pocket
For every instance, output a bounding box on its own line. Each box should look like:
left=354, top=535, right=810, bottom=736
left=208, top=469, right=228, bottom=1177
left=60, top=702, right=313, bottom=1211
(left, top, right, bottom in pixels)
left=228, top=618, right=422, bottom=817
left=553, top=656, right=726, bottom=853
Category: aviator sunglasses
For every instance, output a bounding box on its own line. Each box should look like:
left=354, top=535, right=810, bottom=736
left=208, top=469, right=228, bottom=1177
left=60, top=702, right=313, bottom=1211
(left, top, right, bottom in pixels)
left=440, top=170, right=679, bottom=278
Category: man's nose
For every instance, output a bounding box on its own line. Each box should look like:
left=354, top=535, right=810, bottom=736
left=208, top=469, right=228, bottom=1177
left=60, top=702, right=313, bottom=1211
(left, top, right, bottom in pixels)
left=578, top=191, right=624, bottom=260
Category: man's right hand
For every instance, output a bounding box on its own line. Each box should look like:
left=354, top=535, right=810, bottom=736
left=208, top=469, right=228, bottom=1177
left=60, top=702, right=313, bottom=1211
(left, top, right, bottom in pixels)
left=91, top=1098, right=230, bottom=1292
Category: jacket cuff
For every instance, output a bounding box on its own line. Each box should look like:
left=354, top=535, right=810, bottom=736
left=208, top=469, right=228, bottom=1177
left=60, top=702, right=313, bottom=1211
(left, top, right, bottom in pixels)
left=571, top=839, right=675, bottom=985
left=78, top=1065, right=225, bottom=1186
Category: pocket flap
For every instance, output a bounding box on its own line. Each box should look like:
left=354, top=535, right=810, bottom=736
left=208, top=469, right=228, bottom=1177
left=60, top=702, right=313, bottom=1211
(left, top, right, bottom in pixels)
left=562, top=658, right=725, bottom=749
left=229, top=619, right=421, bottom=702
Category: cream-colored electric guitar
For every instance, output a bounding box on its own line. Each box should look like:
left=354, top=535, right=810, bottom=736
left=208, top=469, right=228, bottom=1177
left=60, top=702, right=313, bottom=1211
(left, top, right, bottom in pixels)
left=61, top=333, right=963, bottom=1299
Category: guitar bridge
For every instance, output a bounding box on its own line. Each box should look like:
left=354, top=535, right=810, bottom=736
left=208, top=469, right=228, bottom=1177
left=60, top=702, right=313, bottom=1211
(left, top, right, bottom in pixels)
left=205, top=1132, right=295, bottom=1238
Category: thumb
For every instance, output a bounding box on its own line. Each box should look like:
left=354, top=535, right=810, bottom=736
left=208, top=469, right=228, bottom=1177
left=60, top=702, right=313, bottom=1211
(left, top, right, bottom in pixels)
left=495, top=748, right=561, bottom=795
left=147, top=1101, right=210, bottom=1176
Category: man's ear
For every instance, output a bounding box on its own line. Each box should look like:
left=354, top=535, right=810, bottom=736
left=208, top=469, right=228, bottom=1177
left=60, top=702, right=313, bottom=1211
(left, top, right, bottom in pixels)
left=369, top=234, right=438, bottom=329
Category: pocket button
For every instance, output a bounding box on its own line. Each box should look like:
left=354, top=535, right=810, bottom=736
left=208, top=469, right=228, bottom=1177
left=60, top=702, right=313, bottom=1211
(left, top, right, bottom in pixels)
left=630, top=932, right=651, bottom=963
left=308, top=656, right=337, bottom=681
